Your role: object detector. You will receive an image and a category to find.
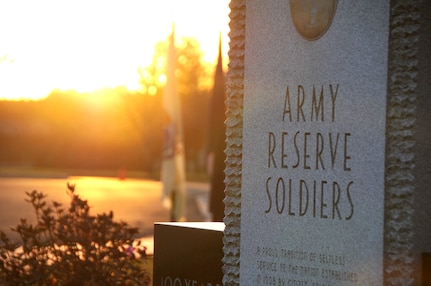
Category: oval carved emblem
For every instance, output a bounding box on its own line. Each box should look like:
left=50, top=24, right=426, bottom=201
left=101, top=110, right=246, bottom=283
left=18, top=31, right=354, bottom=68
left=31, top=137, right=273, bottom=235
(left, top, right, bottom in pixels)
left=289, top=0, right=338, bottom=41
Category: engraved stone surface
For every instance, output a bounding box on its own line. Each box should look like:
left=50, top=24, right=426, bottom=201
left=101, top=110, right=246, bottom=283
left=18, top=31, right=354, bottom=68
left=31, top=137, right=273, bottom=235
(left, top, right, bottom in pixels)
left=289, top=0, right=338, bottom=40
left=240, top=1, right=388, bottom=285
left=223, top=1, right=431, bottom=285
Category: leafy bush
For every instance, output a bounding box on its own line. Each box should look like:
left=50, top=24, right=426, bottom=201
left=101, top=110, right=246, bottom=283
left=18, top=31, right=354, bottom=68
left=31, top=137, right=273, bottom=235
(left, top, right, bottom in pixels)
left=0, top=183, right=150, bottom=285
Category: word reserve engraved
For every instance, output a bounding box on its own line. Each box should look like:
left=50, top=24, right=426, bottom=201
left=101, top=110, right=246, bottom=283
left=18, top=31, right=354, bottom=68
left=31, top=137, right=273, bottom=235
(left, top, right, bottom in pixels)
left=267, top=131, right=351, bottom=171
left=289, top=0, right=338, bottom=41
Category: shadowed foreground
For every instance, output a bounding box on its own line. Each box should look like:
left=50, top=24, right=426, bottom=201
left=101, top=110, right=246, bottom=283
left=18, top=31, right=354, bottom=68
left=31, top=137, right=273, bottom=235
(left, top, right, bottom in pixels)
left=0, top=176, right=207, bottom=242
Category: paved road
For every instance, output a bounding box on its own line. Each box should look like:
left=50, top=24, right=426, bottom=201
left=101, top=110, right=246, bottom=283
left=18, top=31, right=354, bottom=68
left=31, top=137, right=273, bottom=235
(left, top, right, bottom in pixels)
left=0, top=176, right=209, bottom=242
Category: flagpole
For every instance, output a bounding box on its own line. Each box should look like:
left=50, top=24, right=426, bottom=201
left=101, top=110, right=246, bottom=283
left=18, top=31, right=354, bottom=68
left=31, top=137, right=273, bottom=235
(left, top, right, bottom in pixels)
left=161, top=23, right=186, bottom=222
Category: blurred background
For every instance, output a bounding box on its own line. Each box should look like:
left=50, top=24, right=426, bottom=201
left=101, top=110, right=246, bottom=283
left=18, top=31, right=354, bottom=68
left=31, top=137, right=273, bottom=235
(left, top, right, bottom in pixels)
left=0, top=0, right=230, bottom=179
left=0, top=0, right=230, bottom=240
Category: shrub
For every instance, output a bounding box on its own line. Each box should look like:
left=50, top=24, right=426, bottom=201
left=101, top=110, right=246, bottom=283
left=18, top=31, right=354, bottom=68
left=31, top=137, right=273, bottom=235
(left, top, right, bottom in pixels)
left=0, top=183, right=150, bottom=285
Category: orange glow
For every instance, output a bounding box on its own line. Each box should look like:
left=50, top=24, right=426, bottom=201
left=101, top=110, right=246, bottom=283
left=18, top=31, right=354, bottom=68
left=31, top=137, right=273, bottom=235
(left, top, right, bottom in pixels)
left=0, top=0, right=230, bottom=101
left=148, top=86, right=158, bottom=96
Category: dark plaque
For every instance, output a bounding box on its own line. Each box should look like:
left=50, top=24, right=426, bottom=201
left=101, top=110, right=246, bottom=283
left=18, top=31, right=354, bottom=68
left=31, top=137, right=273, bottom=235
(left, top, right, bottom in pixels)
left=153, top=222, right=224, bottom=286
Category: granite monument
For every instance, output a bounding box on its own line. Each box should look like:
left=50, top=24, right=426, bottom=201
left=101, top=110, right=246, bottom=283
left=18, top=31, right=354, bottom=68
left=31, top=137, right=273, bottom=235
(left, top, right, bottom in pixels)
left=223, top=1, right=431, bottom=285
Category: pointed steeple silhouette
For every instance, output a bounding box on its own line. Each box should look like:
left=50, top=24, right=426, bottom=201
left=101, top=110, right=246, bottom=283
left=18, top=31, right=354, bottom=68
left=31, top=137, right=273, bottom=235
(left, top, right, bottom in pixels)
left=208, top=33, right=226, bottom=221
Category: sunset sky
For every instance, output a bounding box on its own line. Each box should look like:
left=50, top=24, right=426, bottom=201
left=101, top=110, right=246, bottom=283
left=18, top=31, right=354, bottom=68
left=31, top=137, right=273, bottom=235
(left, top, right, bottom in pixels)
left=0, top=0, right=230, bottom=100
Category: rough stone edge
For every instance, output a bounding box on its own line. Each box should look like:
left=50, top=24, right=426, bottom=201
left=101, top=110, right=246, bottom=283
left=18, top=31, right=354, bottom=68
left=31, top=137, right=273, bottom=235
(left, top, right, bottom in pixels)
left=222, top=0, right=245, bottom=285
left=385, top=1, right=420, bottom=285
